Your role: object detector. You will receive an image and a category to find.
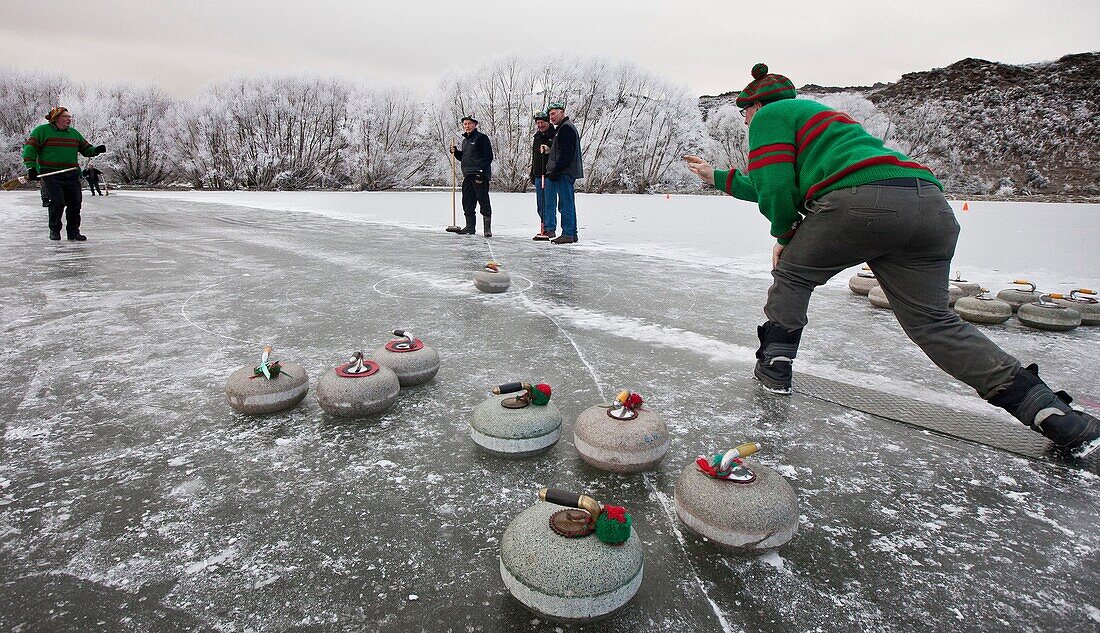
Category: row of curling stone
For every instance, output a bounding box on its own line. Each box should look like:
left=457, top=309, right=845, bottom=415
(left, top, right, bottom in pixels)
left=957, top=282, right=1098, bottom=331
left=469, top=384, right=670, bottom=472
left=854, top=267, right=973, bottom=308
left=500, top=488, right=642, bottom=622
left=474, top=260, right=510, bottom=293
left=499, top=444, right=799, bottom=621
left=225, top=330, right=440, bottom=417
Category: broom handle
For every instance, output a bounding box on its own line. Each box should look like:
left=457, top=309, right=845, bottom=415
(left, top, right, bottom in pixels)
left=450, top=149, right=457, bottom=225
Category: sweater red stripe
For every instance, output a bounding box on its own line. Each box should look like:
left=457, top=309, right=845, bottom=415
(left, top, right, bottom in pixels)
left=798, top=114, right=859, bottom=152
left=38, top=159, right=79, bottom=167
left=724, top=169, right=735, bottom=194
left=24, top=137, right=42, bottom=148
left=748, top=143, right=796, bottom=159
left=796, top=111, right=839, bottom=144
left=748, top=154, right=795, bottom=172
left=806, top=156, right=934, bottom=199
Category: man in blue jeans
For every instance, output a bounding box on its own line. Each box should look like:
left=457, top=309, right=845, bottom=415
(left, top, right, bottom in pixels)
left=544, top=102, right=584, bottom=244
left=530, top=111, right=556, bottom=240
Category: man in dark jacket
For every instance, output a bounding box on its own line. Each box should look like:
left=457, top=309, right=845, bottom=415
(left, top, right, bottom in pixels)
left=450, top=113, right=494, bottom=236
left=544, top=102, right=584, bottom=244
left=83, top=166, right=104, bottom=195
left=530, top=110, right=556, bottom=241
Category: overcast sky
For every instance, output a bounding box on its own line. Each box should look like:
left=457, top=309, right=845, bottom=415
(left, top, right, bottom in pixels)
left=4, top=1, right=1097, bottom=97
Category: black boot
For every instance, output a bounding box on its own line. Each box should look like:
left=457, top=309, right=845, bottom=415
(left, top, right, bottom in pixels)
left=989, top=365, right=1100, bottom=458
left=458, top=213, right=476, bottom=235
left=753, top=321, right=803, bottom=395
left=483, top=217, right=492, bottom=238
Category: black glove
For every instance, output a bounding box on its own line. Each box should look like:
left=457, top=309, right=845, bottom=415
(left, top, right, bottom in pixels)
left=547, top=171, right=561, bottom=182
left=27, top=168, right=38, bottom=181
left=93, top=145, right=107, bottom=156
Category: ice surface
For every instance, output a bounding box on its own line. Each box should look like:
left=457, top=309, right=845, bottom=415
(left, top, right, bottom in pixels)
left=0, top=190, right=1097, bottom=632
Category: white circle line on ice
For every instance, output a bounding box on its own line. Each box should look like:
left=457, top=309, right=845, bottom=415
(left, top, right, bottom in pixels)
left=180, top=280, right=256, bottom=346
left=371, top=271, right=534, bottom=299
left=284, top=287, right=338, bottom=317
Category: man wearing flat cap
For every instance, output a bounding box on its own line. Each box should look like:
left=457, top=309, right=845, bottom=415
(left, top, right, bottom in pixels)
left=450, top=114, right=494, bottom=236
left=530, top=110, right=556, bottom=240
left=544, top=102, right=583, bottom=244
left=23, top=106, right=106, bottom=241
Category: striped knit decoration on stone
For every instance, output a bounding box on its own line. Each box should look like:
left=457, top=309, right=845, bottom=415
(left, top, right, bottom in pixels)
left=736, top=63, right=797, bottom=107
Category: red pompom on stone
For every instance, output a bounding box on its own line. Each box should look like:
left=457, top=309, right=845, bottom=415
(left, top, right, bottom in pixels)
left=751, top=63, right=769, bottom=79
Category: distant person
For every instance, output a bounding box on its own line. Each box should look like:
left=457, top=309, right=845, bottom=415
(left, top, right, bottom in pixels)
left=23, top=107, right=106, bottom=241
left=449, top=113, right=494, bottom=236
left=530, top=110, right=556, bottom=240
left=544, top=102, right=583, bottom=244
left=684, top=63, right=1098, bottom=457
left=83, top=166, right=104, bottom=196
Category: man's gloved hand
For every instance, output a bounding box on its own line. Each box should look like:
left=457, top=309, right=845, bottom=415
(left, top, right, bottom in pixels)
left=547, top=170, right=561, bottom=182
left=93, top=145, right=107, bottom=156
left=27, top=168, right=38, bottom=181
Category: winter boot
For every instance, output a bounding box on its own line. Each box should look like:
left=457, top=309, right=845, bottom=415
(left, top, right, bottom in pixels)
left=458, top=213, right=476, bottom=235
left=483, top=217, right=492, bottom=238
left=49, top=231, right=61, bottom=241
left=989, top=364, right=1100, bottom=458
left=753, top=321, right=803, bottom=395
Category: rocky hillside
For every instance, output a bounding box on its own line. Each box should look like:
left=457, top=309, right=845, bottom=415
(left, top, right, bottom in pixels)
left=700, top=52, right=1100, bottom=199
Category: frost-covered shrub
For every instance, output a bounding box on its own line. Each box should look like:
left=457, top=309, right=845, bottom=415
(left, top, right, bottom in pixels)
left=341, top=87, right=431, bottom=190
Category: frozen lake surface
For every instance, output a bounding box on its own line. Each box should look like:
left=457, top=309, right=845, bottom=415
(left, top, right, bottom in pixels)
left=0, top=190, right=1097, bottom=632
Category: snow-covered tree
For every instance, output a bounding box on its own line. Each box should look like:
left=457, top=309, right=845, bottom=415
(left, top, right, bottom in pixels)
left=0, top=69, right=71, bottom=178
left=340, top=87, right=432, bottom=190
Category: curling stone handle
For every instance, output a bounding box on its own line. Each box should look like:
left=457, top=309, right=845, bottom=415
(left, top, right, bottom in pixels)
left=1075, top=288, right=1096, bottom=297
left=392, top=329, right=407, bottom=337
left=539, top=488, right=602, bottom=517
left=1012, top=279, right=1036, bottom=292
left=493, top=381, right=532, bottom=395
left=719, top=442, right=761, bottom=471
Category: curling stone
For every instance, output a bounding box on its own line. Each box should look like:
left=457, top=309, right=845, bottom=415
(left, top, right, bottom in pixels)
left=474, top=261, right=510, bottom=293
left=947, top=284, right=964, bottom=307
left=1051, top=289, right=1100, bottom=326
left=371, top=329, right=440, bottom=386
left=674, top=443, right=798, bottom=551
left=470, top=382, right=562, bottom=457
left=499, top=488, right=643, bottom=622
left=225, top=345, right=309, bottom=415
left=950, top=271, right=982, bottom=297
left=316, top=351, right=400, bottom=417
left=1017, top=295, right=1081, bottom=332
left=573, top=391, right=668, bottom=473
left=954, top=288, right=1012, bottom=324
left=868, top=285, right=891, bottom=309
left=848, top=266, right=878, bottom=296
left=997, top=280, right=1043, bottom=313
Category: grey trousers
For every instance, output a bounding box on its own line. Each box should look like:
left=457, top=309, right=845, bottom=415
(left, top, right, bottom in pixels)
left=764, top=180, right=1019, bottom=399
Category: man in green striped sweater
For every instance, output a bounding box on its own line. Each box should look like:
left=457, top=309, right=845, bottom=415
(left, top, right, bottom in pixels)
left=685, top=64, right=1098, bottom=458
left=23, top=106, right=106, bottom=241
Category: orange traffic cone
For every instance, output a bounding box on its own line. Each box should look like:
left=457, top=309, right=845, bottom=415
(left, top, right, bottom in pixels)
left=962, top=202, right=969, bottom=211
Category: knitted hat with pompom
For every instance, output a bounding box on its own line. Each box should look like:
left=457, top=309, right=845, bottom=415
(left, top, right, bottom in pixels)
left=735, top=63, right=796, bottom=108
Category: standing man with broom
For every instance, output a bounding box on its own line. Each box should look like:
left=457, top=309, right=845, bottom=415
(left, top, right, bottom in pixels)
left=23, top=107, right=106, bottom=241
left=530, top=110, right=556, bottom=241
left=449, top=113, right=494, bottom=237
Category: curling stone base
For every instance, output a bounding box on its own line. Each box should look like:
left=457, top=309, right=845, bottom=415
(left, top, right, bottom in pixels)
left=225, top=361, right=309, bottom=415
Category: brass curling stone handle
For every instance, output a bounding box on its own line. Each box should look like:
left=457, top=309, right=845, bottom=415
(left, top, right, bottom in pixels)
left=719, top=442, right=761, bottom=472
left=1012, top=279, right=1036, bottom=292
left=494, top=382, right=532, bottom=395
left=539, top=487, right=602, bottom=518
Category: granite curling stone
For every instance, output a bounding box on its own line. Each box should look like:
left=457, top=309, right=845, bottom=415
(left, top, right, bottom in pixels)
left=848, top=266, right=878, bottom=296
left=371, top=329, right=440, bottom=386
left=1051, top=289, right=1100, bottom=326
left=1017, top=295, right=1081, bottom=332
left=997, top=280, right=1043, bottom=313
left=474, top=260, right=511, bottom=293
left=499, top=488, right=643, bottom=622
left=947, top=284, right=964, bottom=307
left=949, top=271, right=982, bottom=297
left=954, top=288, right=1013, bottom=325
left=674, top=443, right=799, bottom=551
left=316, top=351, right=400, bottom=417
left=868, top=285, right=891, bottom=309
left=574, top=390, right=668, bottom=473
left=225, top=345, right=309, bottom=415
left=470, top=382, right=562, bottom=457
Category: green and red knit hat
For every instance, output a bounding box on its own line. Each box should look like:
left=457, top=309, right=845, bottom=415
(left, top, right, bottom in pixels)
left=735, top=63, right=797, bottom=108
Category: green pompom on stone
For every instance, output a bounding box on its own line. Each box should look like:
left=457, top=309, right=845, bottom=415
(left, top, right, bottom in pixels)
left=530, top=383, right=552, bottom=406
left=595, top=511, right=632, bottom=545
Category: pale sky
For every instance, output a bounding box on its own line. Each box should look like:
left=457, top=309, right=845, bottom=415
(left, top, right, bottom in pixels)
left=4, top=0, right=1098, bottom=97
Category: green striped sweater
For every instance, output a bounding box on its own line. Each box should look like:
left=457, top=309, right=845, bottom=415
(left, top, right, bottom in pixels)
left=713, top=98, right=942, bottom=245
left=22, top=123, right=99, bottom=174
